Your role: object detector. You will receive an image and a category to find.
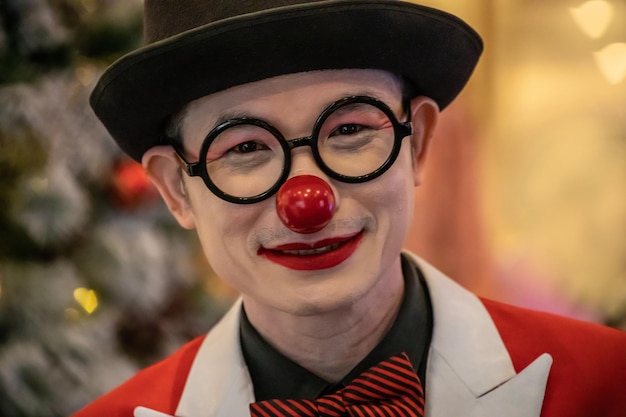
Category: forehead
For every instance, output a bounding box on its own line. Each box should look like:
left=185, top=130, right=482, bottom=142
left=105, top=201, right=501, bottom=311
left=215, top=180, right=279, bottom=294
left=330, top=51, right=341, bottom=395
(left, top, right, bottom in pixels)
left=179, top=69, right=403, bottom=142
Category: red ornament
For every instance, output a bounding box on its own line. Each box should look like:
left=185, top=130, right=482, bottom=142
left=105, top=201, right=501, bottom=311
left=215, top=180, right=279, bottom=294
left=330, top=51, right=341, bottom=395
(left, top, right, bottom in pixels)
left=111, top=159, right=158, bottom=209
left=275, top=175, right=336, bottom=234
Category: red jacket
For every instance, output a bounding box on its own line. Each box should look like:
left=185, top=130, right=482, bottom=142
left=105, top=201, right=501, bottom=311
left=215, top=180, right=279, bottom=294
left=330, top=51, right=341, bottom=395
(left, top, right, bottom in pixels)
left=73, top=257, right=626, bottom=417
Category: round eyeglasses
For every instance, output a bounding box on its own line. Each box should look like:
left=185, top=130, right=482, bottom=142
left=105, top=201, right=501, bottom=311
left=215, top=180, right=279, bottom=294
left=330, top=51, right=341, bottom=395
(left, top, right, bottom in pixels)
left=171, top=96, right=413, bottom=204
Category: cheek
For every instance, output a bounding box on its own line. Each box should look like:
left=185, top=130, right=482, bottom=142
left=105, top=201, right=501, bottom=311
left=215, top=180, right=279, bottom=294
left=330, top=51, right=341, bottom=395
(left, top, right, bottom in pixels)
left=186, top=188, right=263, bottom=273
left=373, top=153, right=416, bottom=223
left=343, top=159, right=415, bottom=258
left=383, top=173, right=415, bottom=236
left=375, top=159, right=417, bottom=253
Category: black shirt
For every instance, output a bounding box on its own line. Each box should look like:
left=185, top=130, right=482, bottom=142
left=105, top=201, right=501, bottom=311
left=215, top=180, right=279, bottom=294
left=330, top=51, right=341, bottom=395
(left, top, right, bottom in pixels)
left=240, top=254, right=433, bottom=401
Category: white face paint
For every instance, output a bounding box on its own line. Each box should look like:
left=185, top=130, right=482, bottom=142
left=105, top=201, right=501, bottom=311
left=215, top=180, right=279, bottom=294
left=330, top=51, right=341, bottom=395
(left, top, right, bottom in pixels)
left=177, top=69, right=427, bottom=318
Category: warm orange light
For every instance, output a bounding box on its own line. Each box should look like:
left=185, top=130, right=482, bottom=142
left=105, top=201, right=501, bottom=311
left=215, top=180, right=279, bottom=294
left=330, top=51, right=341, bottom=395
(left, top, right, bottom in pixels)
left=594, top=43, right=626, bottom=84
left=569, top=0, right=614, bottom=39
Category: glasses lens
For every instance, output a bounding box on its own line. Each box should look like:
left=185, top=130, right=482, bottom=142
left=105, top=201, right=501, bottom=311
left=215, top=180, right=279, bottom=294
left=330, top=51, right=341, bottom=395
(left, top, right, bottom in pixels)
left=205, top=123, right=284, bottom=198
left=317, top=102, right=396, bottom=178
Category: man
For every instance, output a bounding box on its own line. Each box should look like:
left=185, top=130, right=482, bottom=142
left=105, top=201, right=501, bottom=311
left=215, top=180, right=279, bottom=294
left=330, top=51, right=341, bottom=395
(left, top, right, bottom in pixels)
left=74, top=1, right=626, bottom=416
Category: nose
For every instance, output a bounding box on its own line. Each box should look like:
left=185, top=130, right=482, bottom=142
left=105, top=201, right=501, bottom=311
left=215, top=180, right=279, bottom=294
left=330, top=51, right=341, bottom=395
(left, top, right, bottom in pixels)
left=275, top=175, right=336, bottom=234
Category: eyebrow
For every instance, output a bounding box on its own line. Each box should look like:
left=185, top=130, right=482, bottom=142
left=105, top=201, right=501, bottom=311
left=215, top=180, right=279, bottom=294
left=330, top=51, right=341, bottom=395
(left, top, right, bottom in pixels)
left=208, top=90, right=401, bottom=127
left=210, top=109, right=260, bottom=130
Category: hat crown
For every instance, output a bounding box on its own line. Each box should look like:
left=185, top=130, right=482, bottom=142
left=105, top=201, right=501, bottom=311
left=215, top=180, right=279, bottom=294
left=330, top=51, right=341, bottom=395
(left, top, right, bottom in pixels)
left=144, top=0, right=325, bottom=43
left=93, top=0, right=483, bottom=162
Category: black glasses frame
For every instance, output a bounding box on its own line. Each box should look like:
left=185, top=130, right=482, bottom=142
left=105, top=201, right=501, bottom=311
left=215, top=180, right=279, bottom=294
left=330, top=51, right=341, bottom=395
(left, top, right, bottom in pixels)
left=171, top=96, right=413, bottom=204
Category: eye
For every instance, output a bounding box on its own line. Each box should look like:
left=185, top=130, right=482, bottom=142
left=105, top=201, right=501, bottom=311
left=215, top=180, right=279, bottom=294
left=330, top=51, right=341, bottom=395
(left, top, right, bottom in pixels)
left=332, top=124, right=364, bottom=136
left=231, top=141, right=269, bottom=153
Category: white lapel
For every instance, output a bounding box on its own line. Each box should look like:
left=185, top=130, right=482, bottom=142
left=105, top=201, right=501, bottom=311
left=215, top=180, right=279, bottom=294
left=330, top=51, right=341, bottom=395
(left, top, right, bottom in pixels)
left=133, top=299, right=252, bottom=417
left=174, top=298, right=253, bottom=417
left=407, top=253, right=552, bottom=417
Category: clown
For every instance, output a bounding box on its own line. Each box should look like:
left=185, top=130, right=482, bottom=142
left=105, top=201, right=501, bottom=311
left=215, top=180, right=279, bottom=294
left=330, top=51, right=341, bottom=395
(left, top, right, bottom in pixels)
left=74, top=1, right=626, bottom=417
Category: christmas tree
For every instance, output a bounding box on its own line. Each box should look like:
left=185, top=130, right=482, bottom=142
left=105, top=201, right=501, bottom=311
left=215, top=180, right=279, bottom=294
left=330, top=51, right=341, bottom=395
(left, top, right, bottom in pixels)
left=0, top=1, right=233, bottom=415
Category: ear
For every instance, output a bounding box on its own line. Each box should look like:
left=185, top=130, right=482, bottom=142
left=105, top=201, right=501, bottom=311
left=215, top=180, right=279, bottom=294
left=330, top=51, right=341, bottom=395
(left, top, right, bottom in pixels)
left=408, top=96, right=439, bottom=186
left=142, top=146, right=196, bottom=229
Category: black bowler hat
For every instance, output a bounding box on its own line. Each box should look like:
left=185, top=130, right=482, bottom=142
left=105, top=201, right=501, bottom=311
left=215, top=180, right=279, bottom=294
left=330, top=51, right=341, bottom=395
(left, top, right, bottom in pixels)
left=90, top=0, right=483, bottom=162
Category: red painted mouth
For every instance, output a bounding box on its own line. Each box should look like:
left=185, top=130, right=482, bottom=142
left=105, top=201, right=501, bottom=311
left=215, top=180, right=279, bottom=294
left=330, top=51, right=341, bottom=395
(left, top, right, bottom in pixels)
left=258, top=231, right=364, bottom=271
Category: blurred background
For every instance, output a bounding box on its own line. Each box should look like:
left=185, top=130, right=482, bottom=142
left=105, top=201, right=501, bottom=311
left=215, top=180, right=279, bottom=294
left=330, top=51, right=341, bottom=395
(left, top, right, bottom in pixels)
left=0, top=0, right=624, bottom=415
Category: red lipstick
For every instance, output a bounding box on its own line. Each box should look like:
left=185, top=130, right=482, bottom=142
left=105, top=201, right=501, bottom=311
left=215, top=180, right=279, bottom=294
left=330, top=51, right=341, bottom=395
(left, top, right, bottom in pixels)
left=258, top=231, right=364, bottom=271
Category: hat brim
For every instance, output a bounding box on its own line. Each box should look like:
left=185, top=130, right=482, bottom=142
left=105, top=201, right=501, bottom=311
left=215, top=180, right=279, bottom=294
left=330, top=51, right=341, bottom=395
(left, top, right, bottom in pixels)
left=91, top=1, right=483, bottom=162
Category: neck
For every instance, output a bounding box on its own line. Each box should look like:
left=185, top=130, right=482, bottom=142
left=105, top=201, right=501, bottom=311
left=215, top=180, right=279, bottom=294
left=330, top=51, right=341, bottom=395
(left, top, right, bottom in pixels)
left=243, top=262, right=405, bottom=383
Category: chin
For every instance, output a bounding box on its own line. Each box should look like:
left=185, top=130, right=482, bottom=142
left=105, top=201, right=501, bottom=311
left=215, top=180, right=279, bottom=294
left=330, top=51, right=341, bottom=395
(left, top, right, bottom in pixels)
left=277, top=275, right=374, bottom=317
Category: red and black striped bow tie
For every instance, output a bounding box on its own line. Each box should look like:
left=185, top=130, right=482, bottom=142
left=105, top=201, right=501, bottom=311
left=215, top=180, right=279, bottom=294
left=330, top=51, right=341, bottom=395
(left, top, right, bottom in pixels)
left=249, top=352, right=424, bottom=417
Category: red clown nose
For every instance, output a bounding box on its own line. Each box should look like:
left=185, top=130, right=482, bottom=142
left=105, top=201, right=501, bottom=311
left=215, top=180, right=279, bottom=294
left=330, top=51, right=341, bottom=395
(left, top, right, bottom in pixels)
left=276, top=175, right=336, bottom=234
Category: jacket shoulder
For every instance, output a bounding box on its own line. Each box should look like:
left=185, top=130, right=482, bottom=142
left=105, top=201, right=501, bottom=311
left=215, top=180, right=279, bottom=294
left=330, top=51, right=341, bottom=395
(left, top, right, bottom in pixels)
left=72, top=335, right=206, bottom=417
left=481, top=298, right=626, bottom=417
